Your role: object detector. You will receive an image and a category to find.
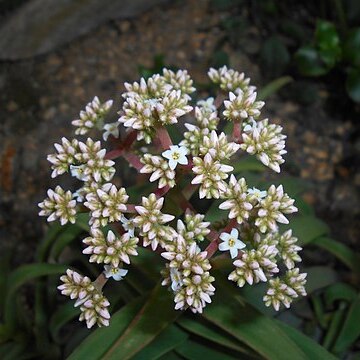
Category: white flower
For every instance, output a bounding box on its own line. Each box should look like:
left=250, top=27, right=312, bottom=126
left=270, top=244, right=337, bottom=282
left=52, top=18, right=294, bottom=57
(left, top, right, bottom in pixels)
left=162, top=145, right=188, bottom=170
left=219, top=228, right=246, bottom=259
left=170, top=268, right=183, bottom=292
left=247, top=187, right=267, bottom=200
left=243, top=118, right=257, bottom=133
left=103, top=122, right=120, bottom=141
left=144, top=98, right=160, bottom=109
left=196, top=97, right=216, bottom=112
left=120, top=215, right=135, bottom=237
left=70, top=164, right=90, bottom=181
left=104, top=265, right=128, bottom=281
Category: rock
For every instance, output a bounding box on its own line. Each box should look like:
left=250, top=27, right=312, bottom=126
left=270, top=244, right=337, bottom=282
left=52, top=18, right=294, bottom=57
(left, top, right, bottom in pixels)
left=0, top=0, right=170, bottom=60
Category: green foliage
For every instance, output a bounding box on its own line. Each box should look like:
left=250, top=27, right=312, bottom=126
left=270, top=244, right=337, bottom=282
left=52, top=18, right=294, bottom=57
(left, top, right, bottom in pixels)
left=4, top=57, right=360, bottom=359
left=260, top=36, right=290, bottom=77
left=295, top=21, right=342, bottom=76
left=4, top=171, right=360, bottom=359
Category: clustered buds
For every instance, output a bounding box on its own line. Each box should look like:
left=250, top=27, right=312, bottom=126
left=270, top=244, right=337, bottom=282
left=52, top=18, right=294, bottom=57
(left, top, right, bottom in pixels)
left=84, top=183, right=129, bottom=228
left=38, top=186, right=76, bottom=225
left=58, top=269, right=110, bottom=328
left=241, top=119, right=287, bottom=173
left=208, top=66, right=251, bottom=92
left=161, top=235, right=215, bottom=313
left=119, top=70, right=194, bottom=143
left=192, top=154, right=233, bottom=199
left=223, top=90, right=264, bottom=121
left=255, top=185, right=297, bottom=233
left=83, top=228, right=138, bottom=267
left=134, top=194, right=175, bottom=250
left=72, top=96, right=113, bottom=135
left=177, top=212, right=210, bottom=244
left=263, top=268, right=307, bottom=310
left=39, top=66, right=306, bottom=329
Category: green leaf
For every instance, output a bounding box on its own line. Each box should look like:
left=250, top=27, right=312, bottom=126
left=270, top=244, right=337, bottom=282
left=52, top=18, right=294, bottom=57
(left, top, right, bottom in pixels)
left=346, top=67, right=360, bottom=102
left=258, top=76, right=293, bottom=100
left=68, top=297, right=145, bottom=359
left=276, top=321, right=337, bottom=360
left=158, top=351, right=183, bottom=360
left=312, top=237, right=360, bottom=274
left=50, top=225, right=84, bottom=260
left=101, top=285, right=179, bottom=360
left=36, top=222, right=63, bottom=262
left=176, top=340, right=238, bottom=360
left=285, top=215, right=330, bottom=246
left=177, top=317, right=255, bottom=355
left=260, top=36, right=290, bottom=77
left=71, top=285, right=179, bottom=360
left=315, top=20, right=341, bottom=68
left=295, top=46, right=329, bottom=76
left=232, top=156, right=266, bottom=173
left=4, top=263, right=67, bottom=330
left=49, top=302, right=80, bottom=342
left=343, top=28, right=360, bottom=67
left=132, top=325, right=188, bottom=360
left=202, top=278, right=308, bottom=359
left=324, top=283, right=357, bottom=307
left=333, top=295, right=360, bottom=353
left=323, top=301, right=348, bottom=350
left=205, top=199, right=227, bottom=223
left=305, top=266, right=338, bottom=294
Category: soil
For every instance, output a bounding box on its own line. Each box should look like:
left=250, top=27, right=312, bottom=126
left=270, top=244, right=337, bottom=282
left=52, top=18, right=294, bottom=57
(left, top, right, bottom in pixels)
left=0, top=0, right=359, bottom=264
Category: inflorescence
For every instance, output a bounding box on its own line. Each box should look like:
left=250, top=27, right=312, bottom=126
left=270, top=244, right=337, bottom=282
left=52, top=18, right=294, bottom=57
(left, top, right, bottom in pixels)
left=39, top=66, right=306, bottom=328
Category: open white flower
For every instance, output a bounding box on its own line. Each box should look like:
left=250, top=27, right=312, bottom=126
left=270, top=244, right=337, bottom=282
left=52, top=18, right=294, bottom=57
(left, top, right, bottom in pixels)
left=162, top=145, right=188, bottom=170
left=170, top=268, right=183, bottom=292
left=70, top=164, right=90, bottom=181
left=219, top=228, right=246, bottom=259
left=103, top=122, right=120, bottom=141
left=243, top=118, right=257, bottom=133
left=196, top=97, right=216, bottom=112
left=247, top=187, right=267, bottom=200
left=104, top=265, right=128, bottom=281
left=120, top=215, right=135, bottom=237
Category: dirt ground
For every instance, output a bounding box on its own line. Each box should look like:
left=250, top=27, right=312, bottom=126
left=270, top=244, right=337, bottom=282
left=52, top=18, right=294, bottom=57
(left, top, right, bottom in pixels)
left=0, top=0, right=358, bottom=263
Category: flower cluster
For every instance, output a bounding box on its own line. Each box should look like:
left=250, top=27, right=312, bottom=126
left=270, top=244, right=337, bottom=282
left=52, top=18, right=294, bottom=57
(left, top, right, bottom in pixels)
left=58, top=269, right=110, bottom=328
left=241, top=118, right=287, bottom=173
left=177, top=212, right=210, bottom=244
left=208, top=66, right=251, bottom=92
left=83, top=228, right=139, bottom=267
left=84, top=183, right=129, bottom=228
left=47, top=137, right=115, bottom=182
left=134, top=193, right=175, bottom=250
left=72, top=96, right=113, bottom=136
left=119, top=70, right=194, bottom=143
left=223, top=90, right=264, bottom=121
left=38, top=186, right=76, bottom=225
left=161, top=235, right=215, bottom=313
left=39, top=66, right=306, bottom=329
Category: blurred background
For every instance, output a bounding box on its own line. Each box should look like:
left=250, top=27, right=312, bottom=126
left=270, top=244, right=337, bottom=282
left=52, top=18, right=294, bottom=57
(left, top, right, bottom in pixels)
left=0, top=0, right=359, bottom=359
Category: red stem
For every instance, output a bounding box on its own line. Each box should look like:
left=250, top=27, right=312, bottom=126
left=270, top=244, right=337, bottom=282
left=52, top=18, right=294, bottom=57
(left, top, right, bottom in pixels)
left=125, top=204, right=137, bottom=213
left=156, top=126, right=173, bottom=149
left=122, top=152, right=143, bottom=171
left=105, top=130, right=137, bottom=160
left=214, top=93, right=226, bottom=109
left=155, top=185, right=171, bottom=198
left=233, top=120, right=242, bottom=143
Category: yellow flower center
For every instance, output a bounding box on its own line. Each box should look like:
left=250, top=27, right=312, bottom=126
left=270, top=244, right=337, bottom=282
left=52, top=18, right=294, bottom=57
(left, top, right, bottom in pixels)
left=228, top=238, right=236, bottom=247
left=172, top=152, right=180, bottom=160
left=111, top=268, right=118, bottom=274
